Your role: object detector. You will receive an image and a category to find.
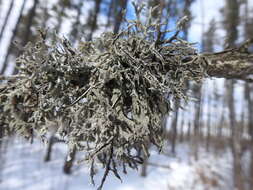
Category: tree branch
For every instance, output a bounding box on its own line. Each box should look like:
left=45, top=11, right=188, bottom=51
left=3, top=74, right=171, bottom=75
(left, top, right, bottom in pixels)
left=204, top=39, right=253, bottom=81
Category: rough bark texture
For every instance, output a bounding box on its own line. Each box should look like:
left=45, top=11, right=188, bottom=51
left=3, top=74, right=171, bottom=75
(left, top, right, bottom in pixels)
left=205, top=43, right=253, bottom=81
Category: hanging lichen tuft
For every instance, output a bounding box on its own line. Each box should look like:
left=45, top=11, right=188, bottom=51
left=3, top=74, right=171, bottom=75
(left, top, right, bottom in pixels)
left=0, top=4, right=208, bottom=189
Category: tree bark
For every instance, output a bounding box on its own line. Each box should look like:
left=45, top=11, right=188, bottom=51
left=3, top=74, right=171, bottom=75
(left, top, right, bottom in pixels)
left=204, top=45, right=253, bottom=81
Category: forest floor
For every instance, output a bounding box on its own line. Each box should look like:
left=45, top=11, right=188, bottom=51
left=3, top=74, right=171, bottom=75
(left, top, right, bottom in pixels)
left=0, top=137, right=241, bottom=190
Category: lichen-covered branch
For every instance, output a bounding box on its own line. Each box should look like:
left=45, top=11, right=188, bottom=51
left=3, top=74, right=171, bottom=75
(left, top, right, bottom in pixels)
left=204, top=39, right=253, bottom=81
left=0, top=4, right=252, bottom=189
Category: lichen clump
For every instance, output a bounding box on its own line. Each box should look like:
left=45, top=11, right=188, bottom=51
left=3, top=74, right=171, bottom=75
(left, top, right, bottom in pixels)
left=0, top=5, right=207, bottom=189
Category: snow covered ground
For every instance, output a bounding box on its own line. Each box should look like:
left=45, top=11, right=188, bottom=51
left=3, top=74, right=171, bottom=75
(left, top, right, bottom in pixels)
left=0, top=138, right=234, bottom=190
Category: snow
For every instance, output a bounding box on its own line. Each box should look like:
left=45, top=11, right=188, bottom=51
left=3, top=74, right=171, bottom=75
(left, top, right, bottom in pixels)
left=0, top=138, right=235, bottom=190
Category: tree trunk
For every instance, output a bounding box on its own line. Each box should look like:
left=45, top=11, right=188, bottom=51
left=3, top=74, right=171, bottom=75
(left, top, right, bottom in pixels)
left=227, top=80, right=245, bottom=190
left=70, top=0, right=83, bottom=44
left=243, top=1, right=253, bottom=188
left=223, top=0, right=245, bottom=188
left=12, top=0, right=38, bottom=75
left=140, top=143, right=150, bottom=177
left=192, top=84, right=202, bottom=161
left=87, top=0, right=102, bottom=41
left=55, top=2, right=66, bottom=35
left=140, top=156, right=148, bottom=177
left=41, top=0, right=49, bottom=29
left=44, top=136, right=54, bottom=162
left=179, top=113, right=185, bottom=142
left=22, top=0, right=38, bottom=46
left=218, top=91, right=226, bottom=138
left=0, top=0, right=15, bottom=42
left=171, top=100, right=179, bottom=154
left=245, top=83, right=253, bottom=189
left=0, top=0, right=27, bottom=75
left=206, top=94, right=211, bottom=152
left=113, top=0, right=128, bottom=34
left=187, top=121, right=191, bottom=141
left=63, top=146, right=77, bottom=174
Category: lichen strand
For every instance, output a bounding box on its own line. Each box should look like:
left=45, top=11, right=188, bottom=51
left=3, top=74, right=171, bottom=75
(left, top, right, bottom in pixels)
left=0, top=6, right=208, bottom=189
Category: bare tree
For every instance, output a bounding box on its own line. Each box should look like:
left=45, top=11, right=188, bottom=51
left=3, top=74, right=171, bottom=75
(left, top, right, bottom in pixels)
left=223, top=0, right=245, bottom=189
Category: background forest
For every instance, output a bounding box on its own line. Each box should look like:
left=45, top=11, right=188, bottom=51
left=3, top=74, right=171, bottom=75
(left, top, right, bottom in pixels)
left=0, top=0, right=253, bottom=190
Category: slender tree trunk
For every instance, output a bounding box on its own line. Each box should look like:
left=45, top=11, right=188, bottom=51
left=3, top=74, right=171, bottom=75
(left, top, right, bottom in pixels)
left=140, top=155, right=148, bottom=177
left=182, top=0, right=195, bottom=40
left=171, top=100, right=179, bottom=154
left=218, top=92, right=225, bottom=138
left=0, top=0, right=2, bottom=15
left=63, top=146, right=77, bottom=174
left=223, top=0, right=245, bottom=188
left=245, top=83, right=253, bottom=189
left=244, top=1, right=253, bottom=188
left=22, top=0, right=38, bottom=46
left=179, top=112, right=185, bottom=142
left=13, top=0, right=38, bottom=75
left=87, top=0, right=102, bottom=41
left=105, top=0, right=114, bottom=28
left=240, top=109, right=245, bottom=139
left=206, top=94, right=211, bottom=152
left=55, top=3, right=66, bottom=35
left=113, top=0, right=128, bottom=34
left=227, top=80, right=245, bottom=190
left=41, top=0, right=49, bottom=29
left=0, top=0, right=15, bottom=42
left=44, top=136, right=54, bottom=162
left=187, top=121, right=191, bottom=141
left=140, top=143, right=150, bottom=177
left=70, top=0, right=83, bottom=44
left=0, top=0, right=26, bottom=75
left=193, top=84, right=202, bottom=161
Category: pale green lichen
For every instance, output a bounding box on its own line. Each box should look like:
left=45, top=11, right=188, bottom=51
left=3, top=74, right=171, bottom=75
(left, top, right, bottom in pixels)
left=0, top=4, right=208, bottom=189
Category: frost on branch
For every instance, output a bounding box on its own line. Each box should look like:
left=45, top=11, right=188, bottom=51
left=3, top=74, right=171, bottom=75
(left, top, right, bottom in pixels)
left=0, top=5, right=208, bottom=189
